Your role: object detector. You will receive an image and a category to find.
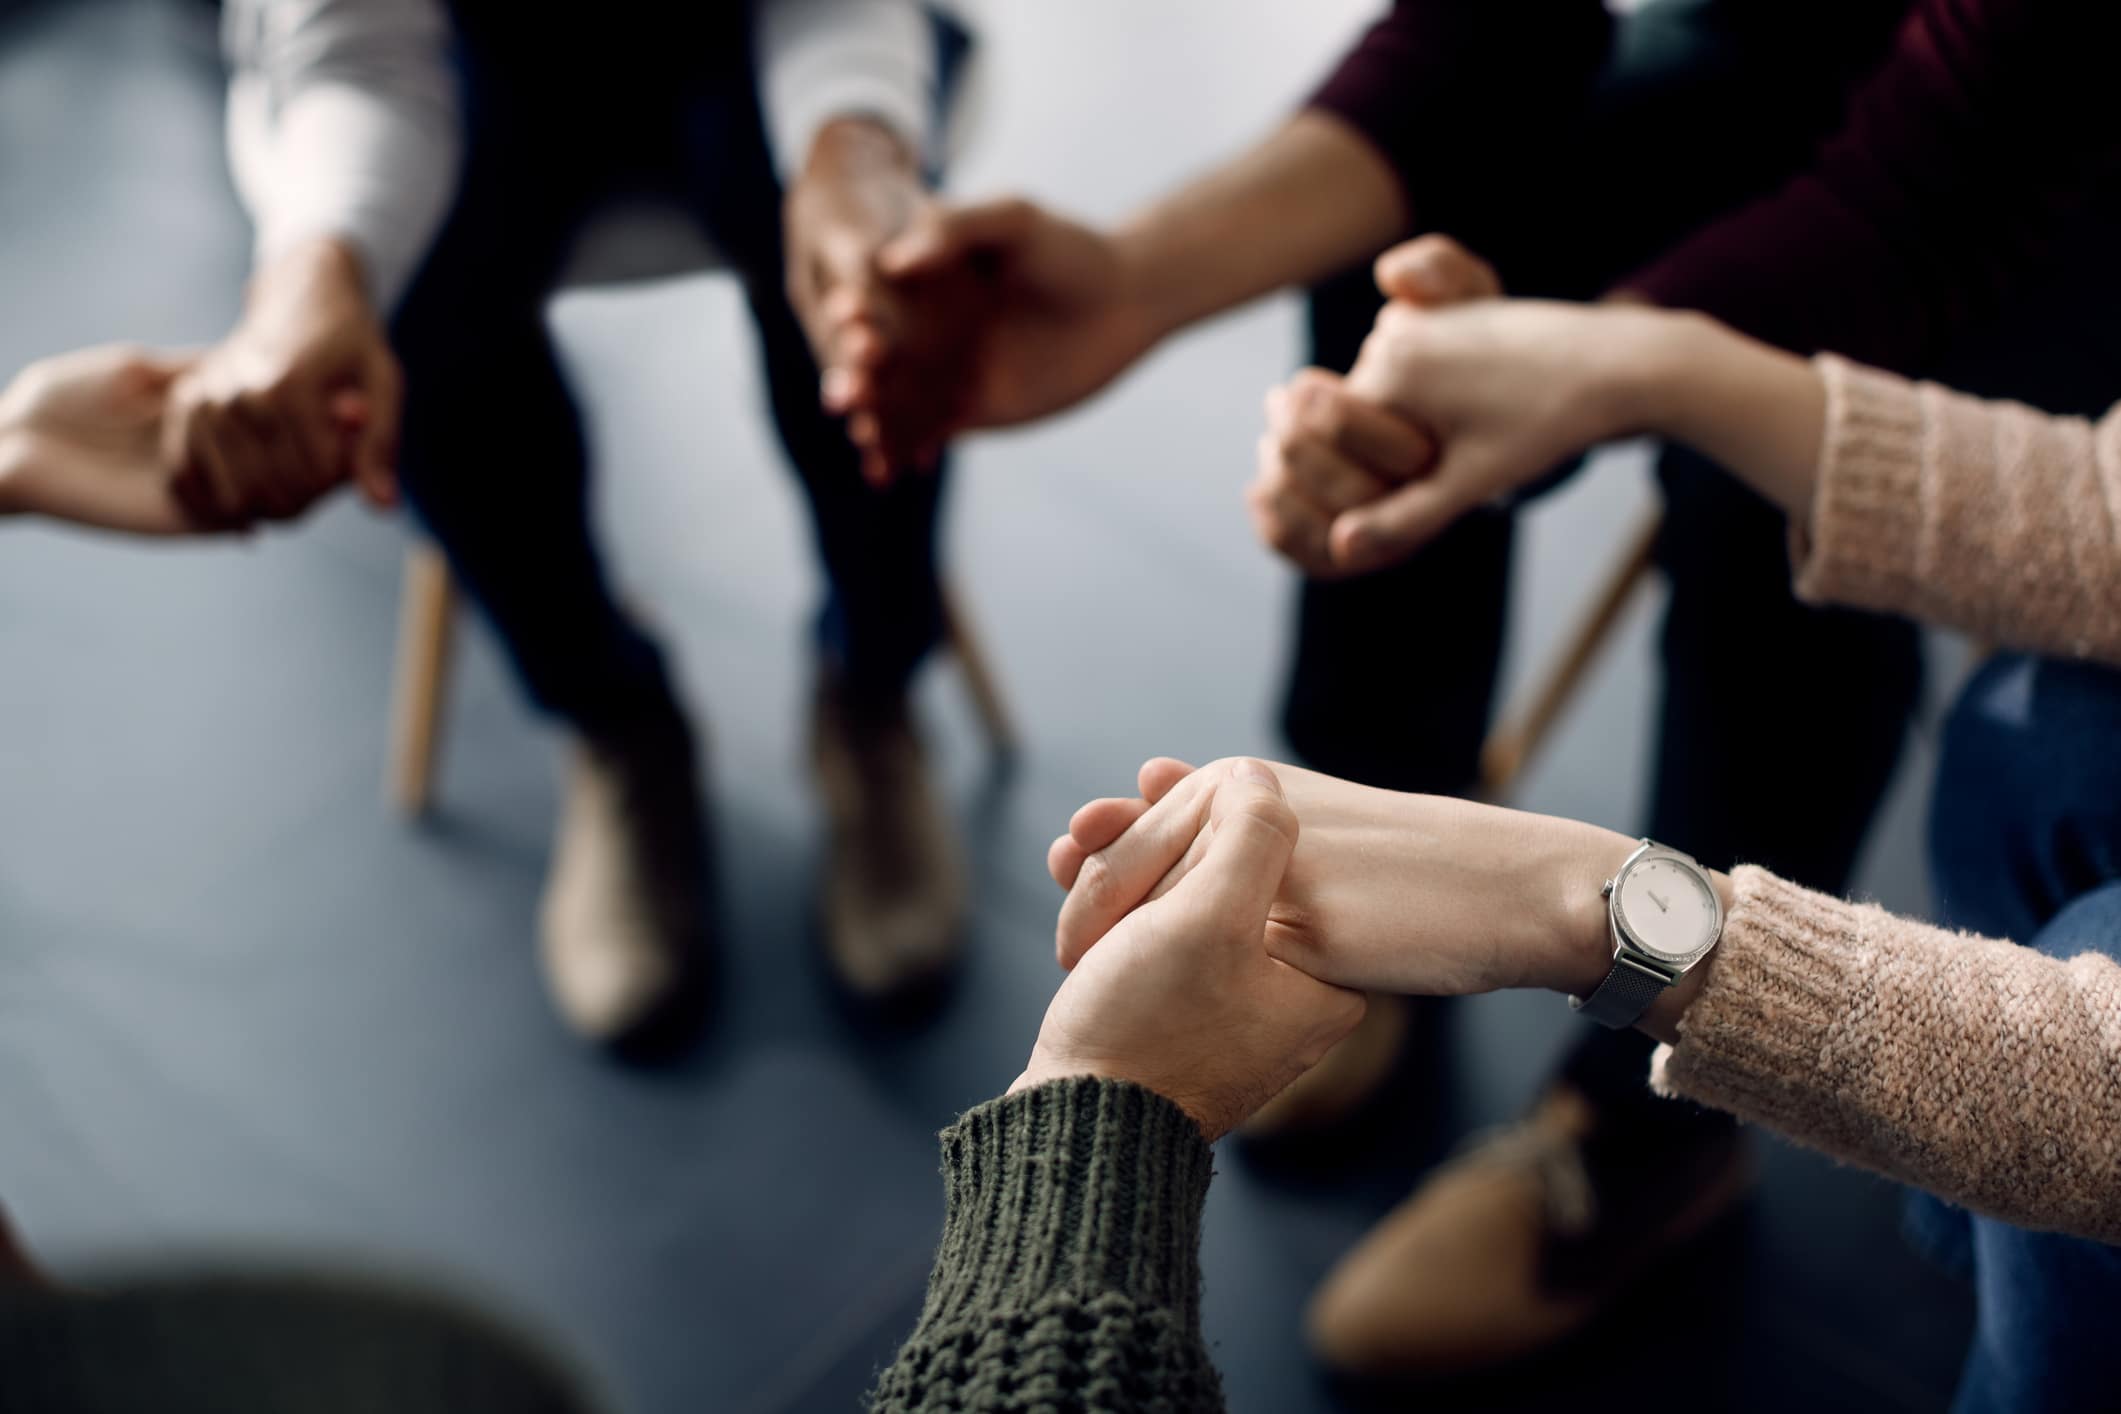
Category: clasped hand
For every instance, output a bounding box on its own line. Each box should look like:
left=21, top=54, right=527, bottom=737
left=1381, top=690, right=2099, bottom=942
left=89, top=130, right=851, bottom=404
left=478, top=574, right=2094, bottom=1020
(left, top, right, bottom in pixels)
left=1249, top=235, right=1665, bottom=577
left=1020, top=756, right=1631, bottom=1135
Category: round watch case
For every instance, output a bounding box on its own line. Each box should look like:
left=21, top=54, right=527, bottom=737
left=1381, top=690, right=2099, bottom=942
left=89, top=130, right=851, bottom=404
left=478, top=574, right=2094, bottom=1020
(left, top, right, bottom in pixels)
left=1603, top=842, right=1724, bottom=974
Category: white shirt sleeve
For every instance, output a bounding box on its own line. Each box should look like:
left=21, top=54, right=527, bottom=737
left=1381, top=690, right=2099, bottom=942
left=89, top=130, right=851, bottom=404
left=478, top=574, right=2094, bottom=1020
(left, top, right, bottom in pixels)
left=756, top=0, right=940, bottom=182
left=223, top=0, right=461, bottom=314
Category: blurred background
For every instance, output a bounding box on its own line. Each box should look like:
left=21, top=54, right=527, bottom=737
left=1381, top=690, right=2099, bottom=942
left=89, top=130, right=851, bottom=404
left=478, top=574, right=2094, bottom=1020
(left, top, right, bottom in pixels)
left=0, top=1, right=1974, bottom=1410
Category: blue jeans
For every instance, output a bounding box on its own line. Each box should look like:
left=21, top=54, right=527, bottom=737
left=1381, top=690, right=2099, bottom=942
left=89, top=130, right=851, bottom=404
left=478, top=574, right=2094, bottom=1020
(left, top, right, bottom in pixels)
left=391, top=7, right=959, bottom=738
left=1919, top=654, right=2121, bottom=1414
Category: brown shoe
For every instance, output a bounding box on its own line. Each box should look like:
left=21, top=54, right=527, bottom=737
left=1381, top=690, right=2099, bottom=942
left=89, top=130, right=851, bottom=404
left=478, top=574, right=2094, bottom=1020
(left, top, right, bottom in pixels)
left=1305, top=1087, right=1752, bottom=1378
left=810, top=673, right=966, bottom=1007
left=1240, top=993, right=1408, bottom=1140
left=539, top=709, right=709, bottom=1048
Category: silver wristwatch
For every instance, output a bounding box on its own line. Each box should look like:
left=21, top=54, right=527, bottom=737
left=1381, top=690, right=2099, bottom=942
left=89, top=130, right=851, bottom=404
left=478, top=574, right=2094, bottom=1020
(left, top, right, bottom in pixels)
left=1569, top=839, right=1723, bottom=1029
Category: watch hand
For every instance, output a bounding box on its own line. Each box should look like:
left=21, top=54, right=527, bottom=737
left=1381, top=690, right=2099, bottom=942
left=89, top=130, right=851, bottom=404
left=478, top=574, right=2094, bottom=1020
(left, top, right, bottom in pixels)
left=1647, top=889, right=1670, bottom=913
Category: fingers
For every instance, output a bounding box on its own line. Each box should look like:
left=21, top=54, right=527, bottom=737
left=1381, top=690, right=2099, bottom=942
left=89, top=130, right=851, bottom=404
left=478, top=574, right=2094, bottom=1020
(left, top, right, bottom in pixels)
left=878, top=197, right=1037, bottom=278
left=1048, top=833, right=1089, bottom=891
left=1245, top=454, right=1337, bottom=572
left=1374, top=233, right=1504, bottom=307
left=178, top=411, right=249, bottom=526
left=1065, top=795, right=1153, bottom=864
left=351, top=352, right=401, bottom=508
left=1138, top=756, right=1195, bottom=805
left=1055, top=766, right=1223, bottom=968
left=1047, top=758, right=1197, bottom=893
left=1328, top=464, right=1471, bottom=573
left=1175, top=760, right=1297, bottom=931
left=1278, top=369, right=1432, bottom=482
left=1252, top=369, right=1436, bottom=576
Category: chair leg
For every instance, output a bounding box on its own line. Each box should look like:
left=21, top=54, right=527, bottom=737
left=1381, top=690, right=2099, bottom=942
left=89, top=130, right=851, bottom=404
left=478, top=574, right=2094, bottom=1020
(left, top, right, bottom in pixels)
left=1478, top=509, right=1662, bottom=801
left=941, top=580, right=1019, bottom=757
left=388, top=543, right=459, bottom=817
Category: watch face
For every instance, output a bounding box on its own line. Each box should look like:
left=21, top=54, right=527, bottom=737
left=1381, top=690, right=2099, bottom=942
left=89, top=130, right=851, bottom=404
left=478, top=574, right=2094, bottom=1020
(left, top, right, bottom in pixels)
left=1616, top=856, right=1719, bottom=962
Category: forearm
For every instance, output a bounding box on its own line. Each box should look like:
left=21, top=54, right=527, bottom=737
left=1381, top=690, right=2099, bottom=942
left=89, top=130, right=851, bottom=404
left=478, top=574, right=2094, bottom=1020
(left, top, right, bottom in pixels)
left=224, top=0, right=460, bottom=314
left=1653, top=868, right=2121, bottom=1242
left=1615, top=309, right=2121, bottom=663
left=798, top=117, right=923, bottom=228
left=870, top=1079, right=1224, bottom=1413
left=1112, top=110, right=1408, bottom=343
left=1607, top=310, right=1827, bottom=521
left=758, top=0, right=934, bottom=185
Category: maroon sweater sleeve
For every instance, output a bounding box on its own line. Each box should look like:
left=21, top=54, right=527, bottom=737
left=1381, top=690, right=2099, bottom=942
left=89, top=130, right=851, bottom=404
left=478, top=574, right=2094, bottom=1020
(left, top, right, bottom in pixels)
left=1307, top=1, right=1613, bottom=235
left=1628, top=0, right=2121, bottom=370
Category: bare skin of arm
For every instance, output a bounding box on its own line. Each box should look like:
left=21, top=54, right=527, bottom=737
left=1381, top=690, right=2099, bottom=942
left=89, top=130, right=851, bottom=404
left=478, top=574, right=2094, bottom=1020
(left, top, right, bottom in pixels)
left=850, top=112, right=1410, bottom=469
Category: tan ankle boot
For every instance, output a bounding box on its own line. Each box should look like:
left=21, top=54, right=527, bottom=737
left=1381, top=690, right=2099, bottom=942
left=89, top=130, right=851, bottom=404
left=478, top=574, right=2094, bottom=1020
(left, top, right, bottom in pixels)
left=539, top=716, right=708, bottom=1047
left=810, top=675, right=966, bottom=1006
left=1305, top=1087, right=1752, bottom=1377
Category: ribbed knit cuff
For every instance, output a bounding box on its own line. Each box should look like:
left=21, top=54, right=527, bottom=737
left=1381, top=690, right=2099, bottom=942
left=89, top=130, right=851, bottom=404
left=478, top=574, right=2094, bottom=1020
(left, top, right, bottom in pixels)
left=1650, top=866, right=1871, bottom=1120
left=1794, top=355, right=1931, bottom=617
left=916, top=1078, right=1215, bottom=1332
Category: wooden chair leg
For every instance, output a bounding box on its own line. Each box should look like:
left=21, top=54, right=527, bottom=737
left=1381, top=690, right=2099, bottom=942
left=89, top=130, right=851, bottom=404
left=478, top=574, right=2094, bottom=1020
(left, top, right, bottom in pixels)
left=941, top=580, right=1019, bottom=757
left=1478, top=509, right=1663, bottom=801
left=388, top=543, right=459, bottom=817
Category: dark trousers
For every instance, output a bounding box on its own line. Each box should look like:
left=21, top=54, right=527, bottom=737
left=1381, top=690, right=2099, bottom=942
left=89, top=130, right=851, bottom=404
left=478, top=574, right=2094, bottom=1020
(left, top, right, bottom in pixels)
left=1907, top=655, right=2121, bottom=1414
left=390, top=10, right=946, bottom=743
left=1287, top=0, right=2121, bottom=1122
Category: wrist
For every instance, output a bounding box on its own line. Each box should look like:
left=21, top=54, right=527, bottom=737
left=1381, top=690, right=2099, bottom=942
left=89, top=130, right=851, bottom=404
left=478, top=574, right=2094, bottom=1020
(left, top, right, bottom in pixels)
left=803, top=115, right=919, bottom=183
left=1107, top=218, right=1207, bottom=349
left=1525, top=817, right=1638, bottom=998
left=248, top=234, right=372, bottom=326
left=1012, top=1057, right=1214, bottom=1139
left=1583, top=306, right=1716, bottom=442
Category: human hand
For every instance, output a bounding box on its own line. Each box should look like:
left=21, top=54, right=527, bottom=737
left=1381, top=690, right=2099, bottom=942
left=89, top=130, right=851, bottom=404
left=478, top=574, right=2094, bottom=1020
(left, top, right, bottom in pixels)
left=163, top=236, right=398, bottom=528
left=0, top=344, right=213, bottom=535
left=872, top=197, right=1161, bottom=441
left=1246, top=236, right=1499, bottom=577
left=1249, top=236, right=1504, bottom=577
left=1049, top=756, right=1628, bottom=1002
left=785, top=118, right=983, bottom=484
left=1012, top=760, right=1367, bottom=1141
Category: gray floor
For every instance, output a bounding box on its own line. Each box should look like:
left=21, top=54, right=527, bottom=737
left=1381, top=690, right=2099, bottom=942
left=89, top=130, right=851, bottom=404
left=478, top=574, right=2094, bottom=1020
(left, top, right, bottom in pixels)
left=0, top=2, right=1974, bottom=1410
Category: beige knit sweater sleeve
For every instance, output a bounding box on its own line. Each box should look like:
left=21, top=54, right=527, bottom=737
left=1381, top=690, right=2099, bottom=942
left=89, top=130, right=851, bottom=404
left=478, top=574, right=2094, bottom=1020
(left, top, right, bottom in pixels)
left=1795, top=355, right=2121, bottom=663
left=1653, top=867, right=2121, bottom=1243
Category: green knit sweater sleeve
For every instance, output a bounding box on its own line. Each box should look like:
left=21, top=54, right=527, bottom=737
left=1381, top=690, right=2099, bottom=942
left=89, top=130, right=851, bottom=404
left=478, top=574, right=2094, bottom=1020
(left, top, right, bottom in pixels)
left=868, top=1077, right=1224, bottom=1413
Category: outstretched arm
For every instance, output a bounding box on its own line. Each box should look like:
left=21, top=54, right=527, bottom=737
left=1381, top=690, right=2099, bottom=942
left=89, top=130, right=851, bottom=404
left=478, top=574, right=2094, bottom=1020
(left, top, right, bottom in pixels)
left=223, top=0, right=460, bottom=318
left=874, top=766, right=1363, bottom=1411
left=1256, top=260, right=2121, bottom=662
left=0, top=347, right=204, bottom=536
left=165, top=0, right=460, bottom=528
left=1052, top=757, right=2121, bottom=1243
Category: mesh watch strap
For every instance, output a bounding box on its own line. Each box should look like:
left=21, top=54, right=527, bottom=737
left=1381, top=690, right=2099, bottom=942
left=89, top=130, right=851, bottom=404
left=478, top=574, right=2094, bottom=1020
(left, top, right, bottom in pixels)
left=1569, top=954, right=1673, bottom=1029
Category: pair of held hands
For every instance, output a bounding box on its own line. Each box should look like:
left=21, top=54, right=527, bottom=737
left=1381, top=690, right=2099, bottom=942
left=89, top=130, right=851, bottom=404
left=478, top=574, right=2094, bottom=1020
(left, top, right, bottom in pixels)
left=1016, top=756, right=1636, bottom=1141
left=810, top=192, right=1672, bottom=577
left=0, top=237, right=393, bottom=536
left=0, top=117, right=977, bottom=533
left=5, top=104, right=1651, bottom=560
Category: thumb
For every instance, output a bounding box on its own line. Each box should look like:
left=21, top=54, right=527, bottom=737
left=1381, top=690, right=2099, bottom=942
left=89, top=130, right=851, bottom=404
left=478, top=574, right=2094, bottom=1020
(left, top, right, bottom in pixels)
left=878, top=197, right=1037, bottom=278
left=1180, top=760, right=1298, bottom=932
left=123, top=347, right=197, bottom=400
left=1374, top=234, right=1503, bottom=307
left=1328, top=465, right=1472, bottom=572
